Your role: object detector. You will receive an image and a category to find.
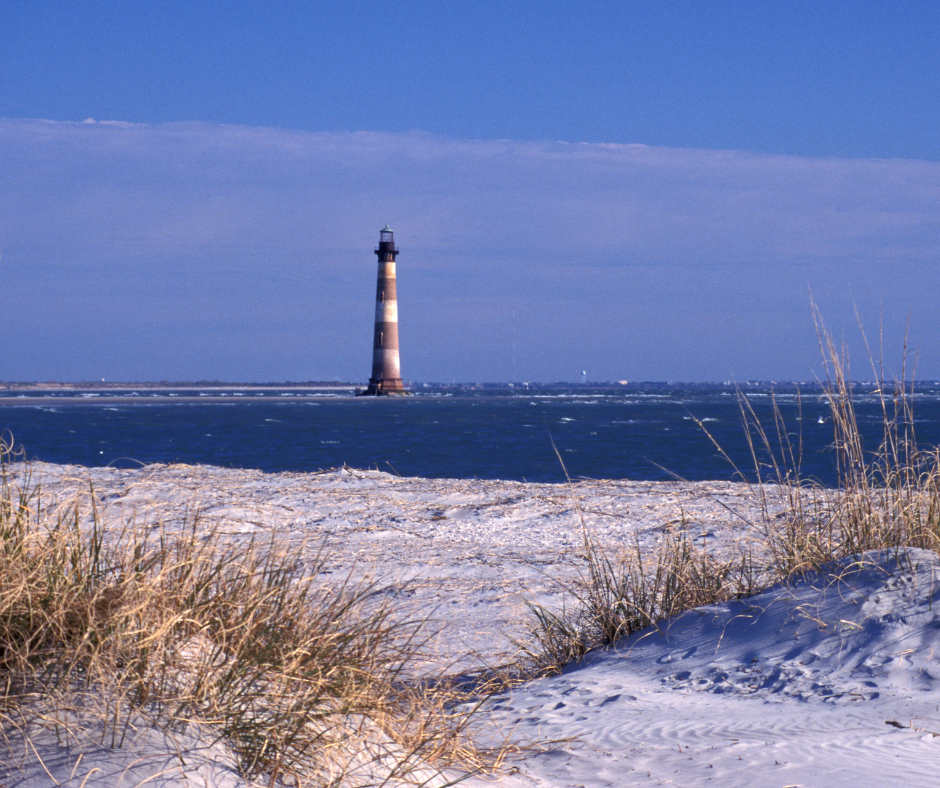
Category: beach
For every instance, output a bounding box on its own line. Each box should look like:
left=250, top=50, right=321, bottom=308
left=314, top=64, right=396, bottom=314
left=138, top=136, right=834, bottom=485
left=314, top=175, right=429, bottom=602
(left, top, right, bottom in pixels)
left=20, top=462, right=769, bottom=669
left=4, top=462, right=940, bottom=786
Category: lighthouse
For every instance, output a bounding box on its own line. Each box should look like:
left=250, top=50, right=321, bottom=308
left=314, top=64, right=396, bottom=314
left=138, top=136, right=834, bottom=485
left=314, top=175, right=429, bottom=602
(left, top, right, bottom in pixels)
left=363, top=225, right=406, bottom=395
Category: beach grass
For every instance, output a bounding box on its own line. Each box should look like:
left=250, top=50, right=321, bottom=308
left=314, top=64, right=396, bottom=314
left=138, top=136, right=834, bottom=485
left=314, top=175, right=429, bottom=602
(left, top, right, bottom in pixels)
left=517, top=523, right=764, bottom=676
left=0, top=438, right=499, bottom=786
left=752, top=314, right=940, bottom=576
left=523, top=313, right=940, bottom=674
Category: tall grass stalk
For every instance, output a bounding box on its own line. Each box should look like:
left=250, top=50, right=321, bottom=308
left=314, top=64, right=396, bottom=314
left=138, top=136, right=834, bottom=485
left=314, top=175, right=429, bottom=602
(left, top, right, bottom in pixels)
left=768, top=312, right=940, bottom=571
left=733, top=312, right=940, bottom=574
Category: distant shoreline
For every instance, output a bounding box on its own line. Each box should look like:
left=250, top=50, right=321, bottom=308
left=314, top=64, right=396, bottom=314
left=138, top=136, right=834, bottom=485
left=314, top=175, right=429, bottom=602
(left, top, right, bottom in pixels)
left=4, top=379, right=940, bottom=409
left=0, top=382, right=358, bottom=392
left=0, top=382, right=361, bottom=405
left=4, top=380, right=935, bottom=392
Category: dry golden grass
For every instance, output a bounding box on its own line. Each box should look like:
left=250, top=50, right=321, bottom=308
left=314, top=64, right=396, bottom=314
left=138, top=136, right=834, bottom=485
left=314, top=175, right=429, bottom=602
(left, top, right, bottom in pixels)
left=0, top=437, right=502, bottom=787
left=523, top=311, right=940, bottom=675
left=517, top=526, right=763, bottom=676
left=755, top=312, right=940, bottom=576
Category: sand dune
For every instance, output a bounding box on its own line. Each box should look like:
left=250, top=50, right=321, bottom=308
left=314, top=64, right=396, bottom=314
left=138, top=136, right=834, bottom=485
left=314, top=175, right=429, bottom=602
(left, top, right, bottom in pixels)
left=466, top=549, right=940, bottom=787
left=4, top=464, right=939, bottom=787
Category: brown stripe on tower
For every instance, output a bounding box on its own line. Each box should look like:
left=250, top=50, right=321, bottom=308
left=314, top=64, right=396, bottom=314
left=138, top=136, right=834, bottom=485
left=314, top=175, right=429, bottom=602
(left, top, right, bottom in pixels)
left=363, top=225, right=406, bottom=395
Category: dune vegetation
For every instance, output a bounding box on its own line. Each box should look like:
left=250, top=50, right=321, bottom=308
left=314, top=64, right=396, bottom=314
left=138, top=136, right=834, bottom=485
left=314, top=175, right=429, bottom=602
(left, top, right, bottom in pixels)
left=0, top=437, right=505, bottom=787
left=522, top=317, right=940, bottom=674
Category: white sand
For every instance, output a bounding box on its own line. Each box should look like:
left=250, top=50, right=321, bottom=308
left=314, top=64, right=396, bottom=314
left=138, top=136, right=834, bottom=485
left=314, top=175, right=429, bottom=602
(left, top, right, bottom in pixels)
left=4, top=463, right=939, bottom=787
left=464, top=549, right=940, bottom=788
left=1, top=712, right=246, bottom=787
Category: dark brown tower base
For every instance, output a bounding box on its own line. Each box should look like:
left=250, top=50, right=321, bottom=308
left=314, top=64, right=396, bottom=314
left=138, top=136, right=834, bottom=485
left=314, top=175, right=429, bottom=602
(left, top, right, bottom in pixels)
left=362, top=376, right=406, bottom=396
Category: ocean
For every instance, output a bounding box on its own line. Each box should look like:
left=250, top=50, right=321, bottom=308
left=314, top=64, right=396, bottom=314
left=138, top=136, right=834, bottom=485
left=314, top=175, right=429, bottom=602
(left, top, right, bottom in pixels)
left=3, top=385, right=940, bottom=486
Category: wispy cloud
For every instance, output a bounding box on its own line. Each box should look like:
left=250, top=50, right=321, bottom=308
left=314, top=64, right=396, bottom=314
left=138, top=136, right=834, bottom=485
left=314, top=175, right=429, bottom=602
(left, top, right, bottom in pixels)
left=1, top=119, right=938, bottom=381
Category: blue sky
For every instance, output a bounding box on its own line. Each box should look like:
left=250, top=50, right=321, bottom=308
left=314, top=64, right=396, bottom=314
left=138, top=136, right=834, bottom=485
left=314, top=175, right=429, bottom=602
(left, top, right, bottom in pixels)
left=1, top=1, right=939, bottom=382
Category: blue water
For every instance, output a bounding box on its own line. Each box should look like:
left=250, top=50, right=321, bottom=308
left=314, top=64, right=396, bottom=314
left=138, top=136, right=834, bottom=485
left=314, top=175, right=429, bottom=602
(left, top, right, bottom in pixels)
left=4, top=386, right=940, bottom=486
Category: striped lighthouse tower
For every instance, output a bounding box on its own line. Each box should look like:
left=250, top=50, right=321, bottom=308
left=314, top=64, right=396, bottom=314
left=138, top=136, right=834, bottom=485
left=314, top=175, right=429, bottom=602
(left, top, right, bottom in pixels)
left=364, top=225, right=406, bottom=395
